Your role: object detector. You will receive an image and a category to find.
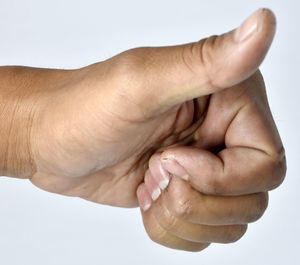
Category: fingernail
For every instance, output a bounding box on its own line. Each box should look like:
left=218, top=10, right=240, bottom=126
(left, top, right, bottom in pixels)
left=159, top=178, right=169, bottom=190
left=235, top=10, right=258, bottom=42
left=137, top=184, right=152, bottom=212
left=157, top=160, right=170, bottom=190
left=143, top=203, right=151, bottom=211
left=161, top=155, right=189, bottom=181
left=151, top=187, right=161, bottom=201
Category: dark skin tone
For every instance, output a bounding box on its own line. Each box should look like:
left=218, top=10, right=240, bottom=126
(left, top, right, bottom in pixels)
left=0, top=9, right=285, bottom=251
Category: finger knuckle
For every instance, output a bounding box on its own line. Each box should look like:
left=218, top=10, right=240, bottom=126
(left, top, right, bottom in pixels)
left=203, top=174, right=224, bottom=195
left=198, top=35, right=218, bottom=67
left=112, top=48, right=146, bottom=81
left=170, top=196, right=194, bottom=220
left=268, top=147, right=287, bottom=190
left=192, top=35, right=219, bottom=88
left=166, top=178, right=195, bottom=219
left=180, top=43, right=197, bottom=75
left=199, top=159, right=226, bottom=195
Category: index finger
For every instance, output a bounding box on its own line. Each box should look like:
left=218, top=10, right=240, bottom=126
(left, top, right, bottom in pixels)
left=159, top=75, right=286, bottom=196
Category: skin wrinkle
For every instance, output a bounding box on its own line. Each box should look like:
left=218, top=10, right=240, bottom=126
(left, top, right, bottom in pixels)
left=144, top=207, right=173, bottom=245
left=26, top=100, right=39, bottom=177
left=156, top=198, right=180, bottom=233
left=197, top=35, right=220, bottom=91
left=1, top=102, right=17, bottom=176
left=2, top=102, right=17, bottom=176
left=1, top=88, right=39, bottom=178
left=181, top=43, right=198, bottom=76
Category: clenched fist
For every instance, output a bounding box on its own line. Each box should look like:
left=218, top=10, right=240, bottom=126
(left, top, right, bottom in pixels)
left=0, top=8, right=285, bottom=252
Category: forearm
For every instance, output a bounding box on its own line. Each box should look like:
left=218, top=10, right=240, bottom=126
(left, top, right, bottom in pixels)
left=0, top=66, right=78, bottom=178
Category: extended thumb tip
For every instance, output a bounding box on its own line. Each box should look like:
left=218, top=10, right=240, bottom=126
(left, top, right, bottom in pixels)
left=235, top=8, right=276, bottom=43
left=219, top=8, right=276, bottom=88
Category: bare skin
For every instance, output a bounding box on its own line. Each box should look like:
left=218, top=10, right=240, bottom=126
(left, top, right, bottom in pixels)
left=0, top=9, right=286, bottom=251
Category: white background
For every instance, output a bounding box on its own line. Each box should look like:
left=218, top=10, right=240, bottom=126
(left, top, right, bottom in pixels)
left=0, top=0, right=298, bottom=264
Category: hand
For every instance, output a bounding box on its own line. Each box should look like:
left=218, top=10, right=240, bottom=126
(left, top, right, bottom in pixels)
left=136, top=10, right=286, bottom=251
left=26, top=7, right=285, bottom=230
left=136, top=72, right=286, bottom=251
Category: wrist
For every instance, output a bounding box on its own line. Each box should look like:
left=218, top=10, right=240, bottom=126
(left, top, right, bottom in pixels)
left=0, top=95, right=39, bottom=178
left=0, top=66, right=76, bottom=178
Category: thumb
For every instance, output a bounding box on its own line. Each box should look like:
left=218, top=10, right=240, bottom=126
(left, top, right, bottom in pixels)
left=134, top=8, right=276, bottom=112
